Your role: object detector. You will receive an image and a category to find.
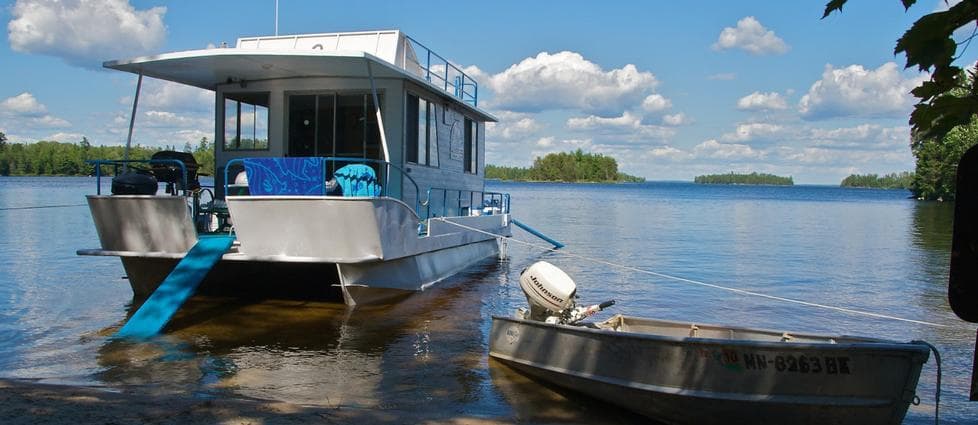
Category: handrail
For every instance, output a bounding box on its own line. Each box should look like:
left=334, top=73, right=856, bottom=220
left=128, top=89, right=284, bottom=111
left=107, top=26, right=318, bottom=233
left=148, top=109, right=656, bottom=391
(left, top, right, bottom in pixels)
left=87, top=159, right=188, bottom=196
left=224, top=156, right=423, bottom=217
left=420, top=187, right=510, bottom=219
left=403, top=35, right=479, bottom=107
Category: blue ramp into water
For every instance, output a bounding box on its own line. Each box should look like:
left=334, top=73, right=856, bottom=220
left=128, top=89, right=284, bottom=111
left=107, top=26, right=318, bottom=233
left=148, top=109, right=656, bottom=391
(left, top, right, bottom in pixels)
left=116, top=236, right=234, bottom=339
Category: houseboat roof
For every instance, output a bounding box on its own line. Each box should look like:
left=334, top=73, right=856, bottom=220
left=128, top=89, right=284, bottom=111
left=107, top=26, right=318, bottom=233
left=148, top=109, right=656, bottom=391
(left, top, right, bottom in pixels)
left=103, top=30, right=495, bottom=122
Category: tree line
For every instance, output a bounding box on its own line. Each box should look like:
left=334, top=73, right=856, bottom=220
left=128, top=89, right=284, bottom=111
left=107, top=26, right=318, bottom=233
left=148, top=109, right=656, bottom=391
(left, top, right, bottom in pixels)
left=0, top=136, right=215, bottom=177
left=694, top=172, right=793, bottom=186
left=485, top=149, right=644, bottom=183
left=840, top=172, right=914, bottom=189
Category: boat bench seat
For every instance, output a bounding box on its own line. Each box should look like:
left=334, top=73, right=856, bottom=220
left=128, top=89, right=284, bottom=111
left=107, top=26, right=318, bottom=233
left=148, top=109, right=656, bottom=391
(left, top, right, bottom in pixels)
left=241, top=157, right=381, bottom=197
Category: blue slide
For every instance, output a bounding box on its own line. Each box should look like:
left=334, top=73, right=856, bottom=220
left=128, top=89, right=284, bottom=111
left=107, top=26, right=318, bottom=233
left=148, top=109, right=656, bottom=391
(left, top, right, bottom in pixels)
left=116, top=236, right=235, bottom=339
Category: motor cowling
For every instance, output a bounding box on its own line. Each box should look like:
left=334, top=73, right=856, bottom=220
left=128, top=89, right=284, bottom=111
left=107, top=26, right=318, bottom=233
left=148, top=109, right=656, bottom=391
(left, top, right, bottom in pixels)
left=519, top=261, right=577, bottom=321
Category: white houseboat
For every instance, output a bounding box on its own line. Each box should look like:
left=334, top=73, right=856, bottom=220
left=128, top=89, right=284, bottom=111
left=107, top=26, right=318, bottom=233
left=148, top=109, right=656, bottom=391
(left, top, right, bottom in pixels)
left=78, top=30, right=511, bottom=309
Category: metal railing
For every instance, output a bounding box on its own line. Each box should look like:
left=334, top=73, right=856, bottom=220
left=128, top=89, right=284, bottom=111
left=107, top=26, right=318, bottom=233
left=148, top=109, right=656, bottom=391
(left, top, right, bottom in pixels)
left=223, top=156, right=423, bottom=216
left=87, top=159, right=189, bottom=196
left=421, top=187, right=510, bottom=219
left=403, top=35, right=479, bottom=107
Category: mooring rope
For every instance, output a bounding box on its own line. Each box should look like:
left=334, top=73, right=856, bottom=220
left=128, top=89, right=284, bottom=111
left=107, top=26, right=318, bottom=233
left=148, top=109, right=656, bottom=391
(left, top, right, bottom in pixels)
left=433, top=217, right=950, bottom=328
left=0, top=203, right=87, bottom=211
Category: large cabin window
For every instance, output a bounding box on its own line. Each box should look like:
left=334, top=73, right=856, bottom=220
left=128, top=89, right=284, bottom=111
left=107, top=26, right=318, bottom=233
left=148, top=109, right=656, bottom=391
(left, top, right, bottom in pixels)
left=288, top=93, right=380, bottom=159
left=464, top=117, right=477, bottom=174
left=223, top=92, right=270, bottom=150
left=406, top=93, right=438, bottom=167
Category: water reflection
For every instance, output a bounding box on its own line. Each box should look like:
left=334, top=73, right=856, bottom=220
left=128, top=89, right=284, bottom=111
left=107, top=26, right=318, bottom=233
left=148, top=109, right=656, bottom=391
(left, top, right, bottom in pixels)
left=95, top=260, right=506, bottom=414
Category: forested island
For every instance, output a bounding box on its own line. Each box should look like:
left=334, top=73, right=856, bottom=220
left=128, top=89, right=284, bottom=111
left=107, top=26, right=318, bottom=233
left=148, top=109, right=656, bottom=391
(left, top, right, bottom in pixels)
left=694, top=172, right=793, bottom=186
left=485, top=149, right=644, bottom=183
left=839, top=172, right=913, bottom=189
left=0, top=136, right=214, bottom=176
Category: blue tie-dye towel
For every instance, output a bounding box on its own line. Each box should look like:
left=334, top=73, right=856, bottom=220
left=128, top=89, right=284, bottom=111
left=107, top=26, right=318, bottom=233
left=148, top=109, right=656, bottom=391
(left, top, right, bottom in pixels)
left=243, top=157, right=326, bottom=195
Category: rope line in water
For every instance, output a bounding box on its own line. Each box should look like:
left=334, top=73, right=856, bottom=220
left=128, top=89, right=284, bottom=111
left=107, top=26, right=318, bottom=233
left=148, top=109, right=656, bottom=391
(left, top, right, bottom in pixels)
left=433, top=217, right=950, bottom=328
left=0, top=203, right=87, bottom=211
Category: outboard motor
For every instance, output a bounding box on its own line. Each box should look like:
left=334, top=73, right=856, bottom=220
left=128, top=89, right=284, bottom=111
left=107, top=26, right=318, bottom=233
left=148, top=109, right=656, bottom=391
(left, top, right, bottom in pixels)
left=518, top=261, right=615, bottom=325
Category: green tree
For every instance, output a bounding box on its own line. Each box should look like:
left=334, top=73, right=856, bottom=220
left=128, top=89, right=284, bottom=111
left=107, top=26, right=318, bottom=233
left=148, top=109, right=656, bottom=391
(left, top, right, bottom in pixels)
left=0, top=131, right=6, bottom=151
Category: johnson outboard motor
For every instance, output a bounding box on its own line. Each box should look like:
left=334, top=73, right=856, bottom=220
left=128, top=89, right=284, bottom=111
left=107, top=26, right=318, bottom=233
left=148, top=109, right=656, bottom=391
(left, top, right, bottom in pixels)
left=518, top=261, right=615, bottom=324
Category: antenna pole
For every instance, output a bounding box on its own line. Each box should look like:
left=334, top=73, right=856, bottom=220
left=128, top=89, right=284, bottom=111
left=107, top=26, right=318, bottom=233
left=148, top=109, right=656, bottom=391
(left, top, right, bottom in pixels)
left=274, top=0, right=279, bottom=35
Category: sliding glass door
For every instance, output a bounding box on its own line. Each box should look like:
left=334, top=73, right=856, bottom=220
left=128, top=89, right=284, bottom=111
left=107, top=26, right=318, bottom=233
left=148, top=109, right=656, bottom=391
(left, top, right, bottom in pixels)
left=287, top=93, right=381, bottom=160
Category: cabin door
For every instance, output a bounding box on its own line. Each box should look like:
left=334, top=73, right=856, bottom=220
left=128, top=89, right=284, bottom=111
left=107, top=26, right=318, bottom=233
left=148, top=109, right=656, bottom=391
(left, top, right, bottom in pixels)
left=287, top=93, right=382, bottom=160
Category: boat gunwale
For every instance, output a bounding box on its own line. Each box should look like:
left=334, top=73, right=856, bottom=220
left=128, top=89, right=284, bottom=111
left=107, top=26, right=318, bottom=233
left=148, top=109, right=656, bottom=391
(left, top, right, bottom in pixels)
left=490, top=315, right=932, bottom=354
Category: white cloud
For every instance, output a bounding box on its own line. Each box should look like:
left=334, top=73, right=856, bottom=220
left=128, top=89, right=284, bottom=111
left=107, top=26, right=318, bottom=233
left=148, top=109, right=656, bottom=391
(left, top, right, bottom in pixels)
left=808, top=124, right=909, bottom=150
left=46, top=131, right=85, bottom=142
left=712, top=17, right=789, bottom=55
left=484, top=51, right=659, bottom=114
left=566, top=111, right=674, bottom=141
left=721, top=122, right=784, bottom=143
left=7, top=0, right=167, bottom=69
left=798, top=62, right=927, bottom=120
left=641, top=94, right=672, bottom=113
left=662, top=113, right=688, bottom=126
left=707, top=73, right=736, bottom=81
left=33, top=115, right=71, bottom=127
left=0, top=92, right=71, bottom=128
left=142, top=110, right=209, bottom=128
left=0, top=92, right=47, bottom=116
left=486, top=111, right=543, bottom=141
left=646, top=145, right=690, bottom=160
left=139, top=80, right=212, bottom=112
left=736, top=91, right=788, bottom=111
left=693, top=139, right=764, bottom=160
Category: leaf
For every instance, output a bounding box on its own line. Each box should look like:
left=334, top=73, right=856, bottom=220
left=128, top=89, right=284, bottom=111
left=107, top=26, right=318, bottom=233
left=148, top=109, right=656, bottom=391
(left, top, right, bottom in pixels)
left=902, top=0, right=918, bottom=10
left=822, top=0, right=848, bottom=18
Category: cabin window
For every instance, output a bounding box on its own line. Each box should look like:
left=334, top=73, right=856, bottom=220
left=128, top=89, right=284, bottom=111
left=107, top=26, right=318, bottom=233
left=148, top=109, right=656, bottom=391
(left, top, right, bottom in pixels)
left=223, top=92, right=269, bottom=150
left=464, top=117, right=477, bottom=174
left=406, top=93, right=439, bottom=167
left=287, top=93, right=381, bottom=159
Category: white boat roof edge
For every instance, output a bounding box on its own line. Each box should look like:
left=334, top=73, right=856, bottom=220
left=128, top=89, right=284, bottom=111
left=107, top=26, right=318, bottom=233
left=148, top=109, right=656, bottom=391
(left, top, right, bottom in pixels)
left=104, top=40, right=496, bottom=122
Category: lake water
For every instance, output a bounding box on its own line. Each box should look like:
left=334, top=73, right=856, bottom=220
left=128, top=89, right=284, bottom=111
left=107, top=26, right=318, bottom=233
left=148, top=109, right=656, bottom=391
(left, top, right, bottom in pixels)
left=0, top=176, right=975, bottom=423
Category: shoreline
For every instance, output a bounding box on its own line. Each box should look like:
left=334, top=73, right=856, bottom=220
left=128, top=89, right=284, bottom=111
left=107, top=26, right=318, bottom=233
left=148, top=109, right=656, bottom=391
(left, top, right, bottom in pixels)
left=0, top=379, right=509, bottom=424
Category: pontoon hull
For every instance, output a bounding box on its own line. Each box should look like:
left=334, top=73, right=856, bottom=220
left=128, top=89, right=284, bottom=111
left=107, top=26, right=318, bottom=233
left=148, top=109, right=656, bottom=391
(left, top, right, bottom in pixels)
left=489, top=315, right=929, bottom=425
left=81, top=195, right=509, bottom=305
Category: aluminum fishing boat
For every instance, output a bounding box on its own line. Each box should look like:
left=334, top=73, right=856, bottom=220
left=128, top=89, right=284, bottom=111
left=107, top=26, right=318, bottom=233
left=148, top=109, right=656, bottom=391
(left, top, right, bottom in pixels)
left=78, top=30, right=510, bottom=307
left=489, top=262, right=931, bottom=425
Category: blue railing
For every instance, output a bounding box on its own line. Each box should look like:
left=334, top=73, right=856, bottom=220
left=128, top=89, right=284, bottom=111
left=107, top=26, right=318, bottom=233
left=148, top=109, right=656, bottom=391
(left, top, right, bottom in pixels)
left=403, top=35, right=479, bottom=107
left=223, top=156, right=423, bottom=216
left=87, top=159, right=188, bottom=196
left=421, top=187, right=510, bottom=219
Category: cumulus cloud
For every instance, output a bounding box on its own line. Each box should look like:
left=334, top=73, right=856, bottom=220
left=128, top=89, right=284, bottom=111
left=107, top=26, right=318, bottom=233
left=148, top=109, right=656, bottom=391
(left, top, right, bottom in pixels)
left=694, top=139, right=764, bottom=160
left=7, top=0, right=167, bottom=69
left=798, top=62, right=927, bottom=120
left=0, top=92, right=47, bottom=116
left=712, top=17, right=789, bottom=55
left=721, top=122, right=785, bottom=143
left=486, top=111, right=543, bottom=141
left=566, top=111, right=674, bottom=141
left=483, top=51, right=659, bottom=114
left=662, top=113, right=688, bottom=126
left=138, top=80, right=212, bottom=112
left=0, top=92, right=70, bottom=128
left=641, top=94, right=672, bottom=113
left=736, top=91, right=788, bottom=110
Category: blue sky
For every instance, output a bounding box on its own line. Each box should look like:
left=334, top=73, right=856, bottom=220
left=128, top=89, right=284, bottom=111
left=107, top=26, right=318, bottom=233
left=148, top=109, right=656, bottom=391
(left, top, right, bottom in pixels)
left=0, top=0, right=973, bottom=183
